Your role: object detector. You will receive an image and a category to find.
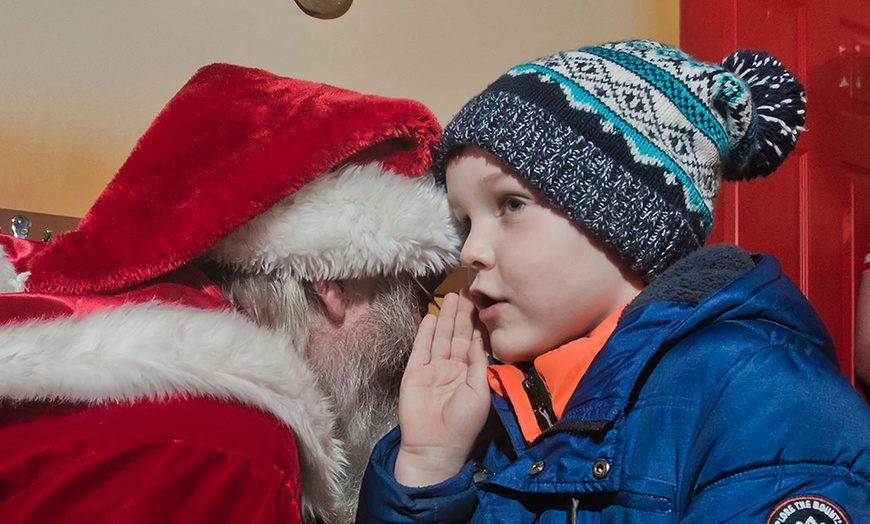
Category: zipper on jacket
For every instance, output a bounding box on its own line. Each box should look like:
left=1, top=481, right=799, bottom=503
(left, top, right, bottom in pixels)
left=522, top=365, right=558, bottom=430
left=567, top=496, right=579, bottom=524
left=472, top=463, right=493, bottom=487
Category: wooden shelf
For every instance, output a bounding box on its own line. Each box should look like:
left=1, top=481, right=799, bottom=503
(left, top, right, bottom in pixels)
left=0, top=208, right=80, bottom=242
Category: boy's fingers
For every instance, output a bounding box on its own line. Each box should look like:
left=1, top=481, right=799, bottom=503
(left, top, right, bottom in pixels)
left=452, top=288, right=476, bottom=347
left=467, top=324, right=489, bottom=379
left=406, top=314, right=437, bottom=368
left=466, top=339, right=490, bottom=403
left=430, top=292, right=459, bottom=360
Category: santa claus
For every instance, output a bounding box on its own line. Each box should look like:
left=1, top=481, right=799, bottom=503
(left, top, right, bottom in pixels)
left=0, top=63, right=459, bottom=523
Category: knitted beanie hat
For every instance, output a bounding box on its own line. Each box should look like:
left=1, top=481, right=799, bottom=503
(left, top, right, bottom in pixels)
left=438, top=40, right=806, bottom=281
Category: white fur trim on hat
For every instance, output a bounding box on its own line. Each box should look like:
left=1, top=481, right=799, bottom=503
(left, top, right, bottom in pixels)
left=204, top=163, right=461, bottom=280
left=0, top=303, right=343, bottom=521
left=0, top=242, right=28, bottom=293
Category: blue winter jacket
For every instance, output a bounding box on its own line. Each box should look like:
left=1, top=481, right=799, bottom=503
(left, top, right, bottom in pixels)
left=356, top=245, right=870, bottom=523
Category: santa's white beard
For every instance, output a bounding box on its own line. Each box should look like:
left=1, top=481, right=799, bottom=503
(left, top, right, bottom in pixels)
left=206, top=267, right=421, bottom=523
left=306, top=282, right=418, bottom=523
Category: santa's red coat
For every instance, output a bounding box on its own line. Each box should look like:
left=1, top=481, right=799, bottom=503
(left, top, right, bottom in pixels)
left=0, top=397, right=302, bottom=523
left=0, top=236, right=343, bottom=523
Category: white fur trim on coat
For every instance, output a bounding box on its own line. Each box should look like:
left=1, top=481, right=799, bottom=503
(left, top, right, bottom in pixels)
left=0, top=242, right=28, bottom=293
left=0, top=303, right=343, bottom=522
left=204, top=163, right=461, bottom=280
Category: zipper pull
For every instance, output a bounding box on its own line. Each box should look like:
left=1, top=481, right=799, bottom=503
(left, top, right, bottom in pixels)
left=522, top=366, right=557, bottom=430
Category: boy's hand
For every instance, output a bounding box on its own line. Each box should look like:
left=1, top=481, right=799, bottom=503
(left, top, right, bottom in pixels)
left=394, top=289, right=491, bottom=487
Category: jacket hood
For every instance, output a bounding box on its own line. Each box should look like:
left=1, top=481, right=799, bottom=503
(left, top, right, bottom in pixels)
left=626, top=243, right=834, bottom=361
left=558, top=244, right=835, bottom=428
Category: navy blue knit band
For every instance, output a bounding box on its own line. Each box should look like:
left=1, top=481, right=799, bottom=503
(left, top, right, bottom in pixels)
left=438, top=90, right=701, bottom=280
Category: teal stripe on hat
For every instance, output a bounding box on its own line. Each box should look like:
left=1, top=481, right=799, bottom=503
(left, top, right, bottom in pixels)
left=509, top=63, right=712, bottom=223
left=583, top=45, right=734, bottom=157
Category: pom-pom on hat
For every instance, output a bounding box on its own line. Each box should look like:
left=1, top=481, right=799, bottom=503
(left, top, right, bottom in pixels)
left=438, top=40, right=806, bottom=281
left=25, top=63, right=458, bottom=294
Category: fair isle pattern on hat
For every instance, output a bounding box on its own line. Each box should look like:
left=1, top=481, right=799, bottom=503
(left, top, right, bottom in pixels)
left=439, top=40, right=805, bottom=280
left=510, top=43, right=726, bottom=222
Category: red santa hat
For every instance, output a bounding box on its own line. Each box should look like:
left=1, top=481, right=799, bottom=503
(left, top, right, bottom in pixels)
left=23, top=63, right=458, bottom=295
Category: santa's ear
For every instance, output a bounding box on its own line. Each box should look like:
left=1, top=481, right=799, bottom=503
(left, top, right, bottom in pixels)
left=310, top=279, right=346, bottom=324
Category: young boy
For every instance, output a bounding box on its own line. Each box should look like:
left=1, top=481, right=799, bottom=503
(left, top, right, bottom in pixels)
left=357, top=40, right=870, bottom=522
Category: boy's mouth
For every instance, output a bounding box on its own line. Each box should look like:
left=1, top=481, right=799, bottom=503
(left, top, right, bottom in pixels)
left=469, top=288, right=502, bottom=319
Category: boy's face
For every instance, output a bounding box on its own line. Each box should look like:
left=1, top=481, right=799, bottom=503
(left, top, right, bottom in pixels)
left=446, top=147, right=643, bottom=363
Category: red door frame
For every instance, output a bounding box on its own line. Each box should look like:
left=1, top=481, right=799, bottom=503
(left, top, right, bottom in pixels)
left=681, top=0, right=870, bottom=382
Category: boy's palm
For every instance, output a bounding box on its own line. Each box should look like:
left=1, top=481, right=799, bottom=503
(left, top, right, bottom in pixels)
left=394, top=291, right=491, bottom=487
left=400, top=345, right=490, bottom=445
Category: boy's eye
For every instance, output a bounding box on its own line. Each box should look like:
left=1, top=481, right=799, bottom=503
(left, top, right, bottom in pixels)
left=499, top=196, right=526, bottom=214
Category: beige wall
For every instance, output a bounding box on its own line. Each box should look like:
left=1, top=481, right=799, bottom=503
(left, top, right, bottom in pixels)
left=0, top=0, right=678, bottom=218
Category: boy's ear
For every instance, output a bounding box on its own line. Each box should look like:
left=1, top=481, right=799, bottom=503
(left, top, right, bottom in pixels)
left=311, top=280, right=346, bottom=324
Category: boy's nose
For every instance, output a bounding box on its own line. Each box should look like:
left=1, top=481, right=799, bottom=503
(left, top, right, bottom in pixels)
left=459, top=227, right=494, bottom=270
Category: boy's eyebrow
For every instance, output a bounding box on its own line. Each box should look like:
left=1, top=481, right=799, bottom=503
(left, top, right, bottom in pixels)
left=480, top=171, right=509, bottom=186
left=446, top=170, right=513, bottom=211
left=447, top=171, right=504, bottom=212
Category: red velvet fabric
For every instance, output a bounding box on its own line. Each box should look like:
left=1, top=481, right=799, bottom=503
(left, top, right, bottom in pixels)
left=0, top=234, right=44, bottom=274
left=0, top=236, right=231, bottom=324
left=24, top=63, right=441, bottom=296
left=0, top=396, right=301, bottom=523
